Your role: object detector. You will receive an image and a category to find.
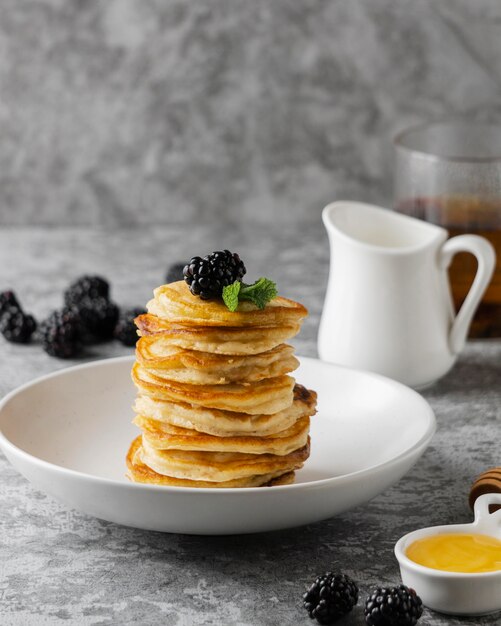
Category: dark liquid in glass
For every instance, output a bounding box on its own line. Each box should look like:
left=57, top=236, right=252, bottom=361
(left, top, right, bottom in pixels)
left=397, top=196, right=501, bottom=338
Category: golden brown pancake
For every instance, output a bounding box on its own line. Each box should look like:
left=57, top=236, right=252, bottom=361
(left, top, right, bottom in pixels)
left=135, top=414, right=310, bottom=456
left=133, top=384, right=317, bottom=437
left=132, top=362, right=295, bottom=415
left=139, top=435, right=310, bottom=482
left=127, top=281, right=315, bottom=489
left=136, top=338, right=299, bottom=384
left=147, top=281, right=308, bottom=328
left=135, top=314, right=302, bottom=355
left=126, top=437, right=295, bottom=487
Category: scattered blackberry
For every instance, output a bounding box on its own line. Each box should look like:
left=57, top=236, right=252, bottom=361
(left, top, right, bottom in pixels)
left=364, top=585, right=423, bottom=626
left=69, top=297, right=119, bottom=342
left=0, top=308, right=36, bottom=344
left=40, top=310, right=82, bottom=358
left=64, top=275, right=110, bottom=307
left=114, top=307, right=145, bottom=346
left=303, top=572, right=359, bottom=624
left=183, top=250, right=246, bottom=300
left=165, top=262, right=186, bottom=284
left=0, top=290, right=21, bottom=317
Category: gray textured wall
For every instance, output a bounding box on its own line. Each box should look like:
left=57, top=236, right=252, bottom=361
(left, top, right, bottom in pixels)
left=1, top=0, right=501, bottom=226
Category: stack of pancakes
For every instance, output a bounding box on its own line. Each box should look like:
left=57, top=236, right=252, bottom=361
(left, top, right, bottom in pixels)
left=126, top=280, right=316, bottom=488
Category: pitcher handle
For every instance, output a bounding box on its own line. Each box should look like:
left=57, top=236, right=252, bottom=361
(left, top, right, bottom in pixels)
left=440, top=235, right=496, bottom=355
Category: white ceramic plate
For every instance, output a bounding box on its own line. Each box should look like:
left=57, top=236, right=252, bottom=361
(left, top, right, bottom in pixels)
left=0, top=356, right=435, bottom=535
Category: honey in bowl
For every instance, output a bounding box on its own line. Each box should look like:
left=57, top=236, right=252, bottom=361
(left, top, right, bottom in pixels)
left=406, top=533, right=501, bottom=573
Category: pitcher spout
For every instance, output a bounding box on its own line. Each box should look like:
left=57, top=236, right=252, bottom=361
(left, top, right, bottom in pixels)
left=322, top=201, right=447, bottom=253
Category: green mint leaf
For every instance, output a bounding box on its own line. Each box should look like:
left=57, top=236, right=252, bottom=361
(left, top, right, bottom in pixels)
left=239, top=277, right=278, bottom=309
left=222, top=280, right=241, bottom=312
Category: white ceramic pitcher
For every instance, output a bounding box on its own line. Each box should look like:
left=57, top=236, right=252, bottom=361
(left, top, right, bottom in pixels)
left=318, top=201, right=496, bottom=388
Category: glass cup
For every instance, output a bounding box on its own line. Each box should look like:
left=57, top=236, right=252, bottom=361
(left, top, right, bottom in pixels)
left=394, top=121, right=501, bottom=337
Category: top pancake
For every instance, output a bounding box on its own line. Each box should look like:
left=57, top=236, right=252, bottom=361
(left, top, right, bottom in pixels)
left=147, top=281, right=308, bottom=328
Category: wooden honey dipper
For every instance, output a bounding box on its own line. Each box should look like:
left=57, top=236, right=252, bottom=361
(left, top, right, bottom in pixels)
left=469, top=468, right=501, bottom=512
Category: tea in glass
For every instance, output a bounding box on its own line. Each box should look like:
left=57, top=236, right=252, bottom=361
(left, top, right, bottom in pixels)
left=394, top=123, right=501, bottom=337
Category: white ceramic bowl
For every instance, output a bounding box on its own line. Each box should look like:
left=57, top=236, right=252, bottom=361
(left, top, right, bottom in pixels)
left=0, top=356, right=436, bottom=534
left=395, top=493, right=501, bottom=616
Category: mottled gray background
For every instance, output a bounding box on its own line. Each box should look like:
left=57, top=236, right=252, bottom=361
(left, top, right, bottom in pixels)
left=1, top=5, right=501, bottom=623
left=1, top=0, right=501, bottom=226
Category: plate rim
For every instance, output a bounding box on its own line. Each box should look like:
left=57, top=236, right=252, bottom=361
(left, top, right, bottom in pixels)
left=0, top=355, right=436, bottom=495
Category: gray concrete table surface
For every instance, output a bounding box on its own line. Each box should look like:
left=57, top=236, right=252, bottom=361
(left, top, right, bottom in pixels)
left=0, top=224, right=500, bottom=626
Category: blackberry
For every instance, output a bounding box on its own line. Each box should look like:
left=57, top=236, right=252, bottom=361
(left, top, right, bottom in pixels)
left=40, top=310, right=82, bottom=358
left=0, top=290, right=21, bottom=317
left=165, top=262, right=186, bottom=284
left=0, top=308, right=36, bottom=344
left=364, top=585, right=423, bottom=626
left=183, top=250, right=246, bottom=300
left=303, top=572, right=359, bottom=624
left=114, top=307, right=145, bottom=346
left=64, top=275, right=110, bottom=307
left=69, top=297, right=119, bottom=342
